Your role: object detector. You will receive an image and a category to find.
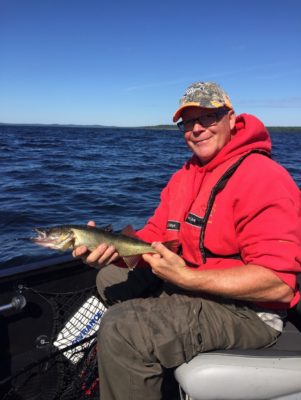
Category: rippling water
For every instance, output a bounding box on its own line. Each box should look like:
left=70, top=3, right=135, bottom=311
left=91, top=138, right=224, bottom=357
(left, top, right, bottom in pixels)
left=1, top=125, right=300, bottom=269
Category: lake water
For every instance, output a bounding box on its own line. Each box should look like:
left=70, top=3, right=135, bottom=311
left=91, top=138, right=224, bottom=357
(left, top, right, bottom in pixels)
left=1, top=124, right=300, bottom=269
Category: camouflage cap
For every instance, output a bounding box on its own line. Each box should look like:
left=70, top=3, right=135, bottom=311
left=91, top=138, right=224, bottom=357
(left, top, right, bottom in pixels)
left=173, top=81, right=233, bottom=122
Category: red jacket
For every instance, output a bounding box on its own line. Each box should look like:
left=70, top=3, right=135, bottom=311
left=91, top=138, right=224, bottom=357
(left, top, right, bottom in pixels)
left=137, top=114, right=301, bottom=309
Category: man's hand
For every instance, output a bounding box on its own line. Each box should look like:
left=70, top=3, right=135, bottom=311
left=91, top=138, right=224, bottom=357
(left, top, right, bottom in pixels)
left=72, top=220, right=119, bottom=268
left=142, top=242, right=193, bottom=288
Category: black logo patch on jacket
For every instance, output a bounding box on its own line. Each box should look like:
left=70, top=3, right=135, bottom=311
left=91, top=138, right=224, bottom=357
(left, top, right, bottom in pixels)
left=185, top=213, right=204, bottom=228
left=167, top=220, right=180, bottom=231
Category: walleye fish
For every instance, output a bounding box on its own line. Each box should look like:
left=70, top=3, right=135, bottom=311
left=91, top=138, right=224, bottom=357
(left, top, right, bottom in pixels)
left=29, top=224, right=178, bottom=269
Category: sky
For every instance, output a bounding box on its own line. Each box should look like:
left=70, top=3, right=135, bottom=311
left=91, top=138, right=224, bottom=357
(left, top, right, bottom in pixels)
left=0, top=0, right=300, bottom=127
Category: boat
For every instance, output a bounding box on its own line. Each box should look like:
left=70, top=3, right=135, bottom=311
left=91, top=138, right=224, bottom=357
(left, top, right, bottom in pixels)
left=0, top=255, right=103, bottom=400
left=0, top=256, right=301, bottom=400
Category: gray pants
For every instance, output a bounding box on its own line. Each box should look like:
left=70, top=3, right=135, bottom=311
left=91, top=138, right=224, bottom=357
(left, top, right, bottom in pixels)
left=96, top=265, right=280, bottom=400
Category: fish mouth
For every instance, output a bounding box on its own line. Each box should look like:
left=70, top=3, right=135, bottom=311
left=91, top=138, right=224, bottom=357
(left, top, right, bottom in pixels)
left=31, top=236, right=60, bottom=249
left=31, top=237, right=57, bottom=245
left=31, top=228, right=47, bottom=240
left=31, top=229, right=48, bottom=243
left=30, top=228, right=72, bottom=250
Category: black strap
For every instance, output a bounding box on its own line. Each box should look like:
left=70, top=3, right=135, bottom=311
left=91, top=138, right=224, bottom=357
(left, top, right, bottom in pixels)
left=203, top=246, right=241, bottom=260
left=199, top=150, right=270, bottom=263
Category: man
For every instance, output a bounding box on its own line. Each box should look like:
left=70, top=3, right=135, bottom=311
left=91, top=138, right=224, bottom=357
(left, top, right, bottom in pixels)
left=73, top=82, right=301, bottom=400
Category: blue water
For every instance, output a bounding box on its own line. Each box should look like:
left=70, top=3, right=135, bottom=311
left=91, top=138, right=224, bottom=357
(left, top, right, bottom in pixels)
left=1, top=125, right=300, bottom=269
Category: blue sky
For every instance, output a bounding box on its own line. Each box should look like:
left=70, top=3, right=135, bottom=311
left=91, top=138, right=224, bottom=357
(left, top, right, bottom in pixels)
left=0, top=0, right=300, bottom=126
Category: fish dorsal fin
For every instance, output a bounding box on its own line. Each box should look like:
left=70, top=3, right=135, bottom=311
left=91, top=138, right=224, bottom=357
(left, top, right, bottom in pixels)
left=102, top=224, right=113, bottom=232
left=162, top=240, right=179, bottom=254
left=121, top=225, right=136, bottom=238
left=122, top=255, right=141, bottom=270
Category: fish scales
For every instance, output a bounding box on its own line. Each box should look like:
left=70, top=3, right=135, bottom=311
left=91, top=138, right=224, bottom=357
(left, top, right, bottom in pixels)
left=70, top=226, right=156, bottom=256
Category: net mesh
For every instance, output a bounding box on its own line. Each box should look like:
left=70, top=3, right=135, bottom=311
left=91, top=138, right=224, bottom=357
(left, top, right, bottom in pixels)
left=2, top=285, right=106, bottom=400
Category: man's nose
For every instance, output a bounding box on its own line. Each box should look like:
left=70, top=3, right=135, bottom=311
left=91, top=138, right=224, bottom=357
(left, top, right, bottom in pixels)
left=192, top=121, right=205, bottom=135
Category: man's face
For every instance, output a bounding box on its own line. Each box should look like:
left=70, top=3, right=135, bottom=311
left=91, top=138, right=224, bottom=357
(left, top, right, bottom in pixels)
left=181, top=107, right=236, bottom=165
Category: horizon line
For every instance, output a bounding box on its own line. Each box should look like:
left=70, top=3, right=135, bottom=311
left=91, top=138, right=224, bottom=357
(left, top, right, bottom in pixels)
left=1, top=122, right=301, bottom=129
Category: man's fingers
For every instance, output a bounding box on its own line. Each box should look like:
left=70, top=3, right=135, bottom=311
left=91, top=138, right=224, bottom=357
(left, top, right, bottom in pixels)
left=86, top=244, right=116, bottom=266
left=151, top=242, right=173, bottom=258
left=88, top=220, right=96, bottom=227
left=142, top=253, right=162, bottom=270
left=85, top=243, right=108, bottom=264
left=142, top=253, right=152, bottom=264
left=107, top=252, right=119, bottom=264
left=72, top=245, right=89, bottom=258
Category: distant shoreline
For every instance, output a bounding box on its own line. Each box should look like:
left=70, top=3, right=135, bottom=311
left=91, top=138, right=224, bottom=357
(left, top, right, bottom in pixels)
left=0, top=122, right=301, bottom=133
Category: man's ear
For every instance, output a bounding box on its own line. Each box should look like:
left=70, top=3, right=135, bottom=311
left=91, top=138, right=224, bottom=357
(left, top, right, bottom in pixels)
left=228, top=109, right=236, bottom=131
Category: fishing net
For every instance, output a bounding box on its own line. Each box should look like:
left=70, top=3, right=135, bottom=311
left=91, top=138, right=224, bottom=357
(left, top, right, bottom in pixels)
left=2, top=285, right=106, bottom=400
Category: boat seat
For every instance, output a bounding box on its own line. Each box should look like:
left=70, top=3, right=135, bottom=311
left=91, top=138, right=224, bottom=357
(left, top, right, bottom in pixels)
left=175, top=276, right=301, bottom=400
left=175, top=322, right=301, bottom=400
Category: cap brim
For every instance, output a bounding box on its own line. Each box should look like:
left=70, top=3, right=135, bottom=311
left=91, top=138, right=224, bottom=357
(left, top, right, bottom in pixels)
left=173, top=102, right=209, bottom=122
left=173, top=98, right=233, bottom=122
